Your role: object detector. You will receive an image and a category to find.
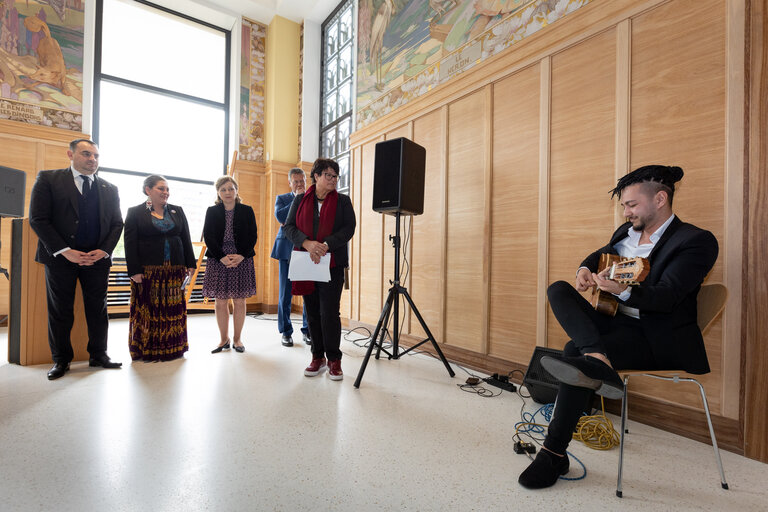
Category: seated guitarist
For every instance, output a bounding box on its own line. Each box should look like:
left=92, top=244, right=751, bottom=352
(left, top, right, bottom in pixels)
left=518, top=164, right=719, bottom=489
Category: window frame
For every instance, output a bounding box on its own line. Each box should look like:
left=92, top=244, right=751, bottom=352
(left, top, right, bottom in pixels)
left=93, top=0, right=232, bottom=181
left=319, top=0, right=355, bottom=195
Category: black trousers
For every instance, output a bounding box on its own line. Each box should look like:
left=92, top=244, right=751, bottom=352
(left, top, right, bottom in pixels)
left=44, top=261, right=111, bottom=364
left=544, top=281, right=657, bottom=454
left=304, top=266, right=345, bottom=361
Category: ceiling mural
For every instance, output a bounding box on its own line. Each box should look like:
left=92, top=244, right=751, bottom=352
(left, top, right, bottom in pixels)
left=356, top=0, right=592, bottom=129
left=0, top=0, right=85, bottom=131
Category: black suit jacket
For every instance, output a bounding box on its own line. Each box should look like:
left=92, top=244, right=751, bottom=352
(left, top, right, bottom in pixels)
left=123, top=203, right=197, bottom=277
left=202, top=202, right=258, bottom=260
left=29, top=168, right=123, bottom=266
left=581, top=217, right=719, bottom=374
left=283, top=192, right=356, bottom=268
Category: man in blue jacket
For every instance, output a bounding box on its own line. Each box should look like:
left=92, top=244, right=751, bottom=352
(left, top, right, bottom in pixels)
left=271, top=168, right=310, bottom=347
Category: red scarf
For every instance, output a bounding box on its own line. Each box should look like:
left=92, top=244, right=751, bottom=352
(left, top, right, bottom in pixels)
left=292, top=185, right=337, bottom=296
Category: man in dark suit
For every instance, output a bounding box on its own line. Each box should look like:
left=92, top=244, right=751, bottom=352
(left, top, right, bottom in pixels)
left=29, top=139, right=124, bottom=380
left=270, top=167, right=310, bottom=347
left=518, top=165, right=719, bottom=489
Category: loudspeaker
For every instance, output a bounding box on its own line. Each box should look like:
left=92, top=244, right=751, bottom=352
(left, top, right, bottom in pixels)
left=522, top=347, right=564, bottom=404
left=0, top=166, right=26, bottom=218
left=372, top=137, right=425, bottom=216
left=522, top=346, right=597, bottom=414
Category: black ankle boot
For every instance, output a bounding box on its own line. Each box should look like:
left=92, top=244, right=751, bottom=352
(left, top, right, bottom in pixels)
left=518, top=449, right=569, bottom=489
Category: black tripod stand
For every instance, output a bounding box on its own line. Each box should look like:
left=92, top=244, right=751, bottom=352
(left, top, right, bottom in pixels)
left=354, top=212, right=455, bottom=388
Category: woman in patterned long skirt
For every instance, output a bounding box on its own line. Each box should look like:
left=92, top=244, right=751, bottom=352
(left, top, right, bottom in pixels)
left=202, top=176, right=258, bottom=353
left=124, top=175, right=197, bottom=361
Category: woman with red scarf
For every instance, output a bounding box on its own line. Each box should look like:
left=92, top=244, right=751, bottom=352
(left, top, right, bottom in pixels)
left=284, top=158, right=356, bottom=380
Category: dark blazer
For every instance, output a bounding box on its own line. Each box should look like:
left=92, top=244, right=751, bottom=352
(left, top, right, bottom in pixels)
left=581, top=216, right=719, bottom=374
left=270, top=192, right=296, bottom=261
left=29, top=168, right=123, bottom=266
left=124, top=203, right=197, bottom=277
left=283, top=192, right=356, bottom=268
left=203, top=202, right=258, bottom=260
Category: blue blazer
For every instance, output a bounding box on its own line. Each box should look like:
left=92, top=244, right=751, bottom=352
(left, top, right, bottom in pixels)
left=270, top=192, right=296, bottom=261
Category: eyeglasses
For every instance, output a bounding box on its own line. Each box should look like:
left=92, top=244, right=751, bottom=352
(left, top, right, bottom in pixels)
left=322, top=172, right=339, bottom=181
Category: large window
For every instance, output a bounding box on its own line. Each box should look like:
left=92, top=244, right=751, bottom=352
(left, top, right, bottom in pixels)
left=320, top=0, right=355, bottom=194
left=95, top=0, right=230, bottom=249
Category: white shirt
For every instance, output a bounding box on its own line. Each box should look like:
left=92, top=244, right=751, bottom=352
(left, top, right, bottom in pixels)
left=53, top=167, right=107, bottom=258
left=71, top=166, right=94, bottom=195
left=612, top=213, right=676, bottom=317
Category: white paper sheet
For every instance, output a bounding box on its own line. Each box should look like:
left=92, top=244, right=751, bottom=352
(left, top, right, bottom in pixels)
left=288, top=251, right=331, bottom=282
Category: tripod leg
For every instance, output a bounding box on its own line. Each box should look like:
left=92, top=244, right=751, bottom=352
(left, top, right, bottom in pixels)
left=401, top=289, right=455, bottom=378
left=354, top=287, right=396, bottom=388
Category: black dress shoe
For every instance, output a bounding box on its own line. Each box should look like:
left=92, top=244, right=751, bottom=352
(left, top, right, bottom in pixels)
left=302, top=332, right=311, bottom=345
left=518, top=449, right=570, bottom=489
left=233, top=342, right=245, bottom=353
left=89, top=357, right=123, bottom=369
left=541, top=355, right=624, bottom=399
left=211, top=341, right=230, bottom=354
left=47, top=362, right=70, bottom=380
left=281, top=335, right=294, bottom=347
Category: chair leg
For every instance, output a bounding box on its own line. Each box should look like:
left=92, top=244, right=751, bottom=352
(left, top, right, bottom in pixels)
left=616, top=375, right=630, bottom=498
left=688, top=378, right=729, bottom=490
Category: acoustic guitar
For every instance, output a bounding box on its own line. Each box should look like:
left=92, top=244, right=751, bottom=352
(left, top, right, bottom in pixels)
left=590, top=254, right=650, bottom=316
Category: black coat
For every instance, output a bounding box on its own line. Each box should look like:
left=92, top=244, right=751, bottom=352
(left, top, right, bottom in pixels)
left=283, top=192, right=356, bottom=268
left=581, top=217, right=719, bottom=374
left=202, top=202, right=258, bottom=260
left=29, top=168, right=123, bottom=267
left=124, top=203, right=197, bottom=277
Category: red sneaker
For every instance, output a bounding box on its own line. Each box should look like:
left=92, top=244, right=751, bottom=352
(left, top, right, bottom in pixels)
left=304, top=357, right=327, bottom=377
left=328, top=359, right=343, bottom=381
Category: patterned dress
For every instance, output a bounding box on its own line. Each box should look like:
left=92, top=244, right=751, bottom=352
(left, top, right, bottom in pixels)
left=129, top=212, right=190, bottom=361
left=202, top=208, right=257, bottom=299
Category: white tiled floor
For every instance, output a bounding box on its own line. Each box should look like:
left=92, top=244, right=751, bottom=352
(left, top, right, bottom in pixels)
left=0, top=314, right=766, bottom=511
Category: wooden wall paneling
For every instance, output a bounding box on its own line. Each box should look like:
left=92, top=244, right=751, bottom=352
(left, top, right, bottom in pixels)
left=615, top=19, right=631, bottom=226
left=722, top=0, right=746, bottom=420
left=745, top=0, right=768, bottom=462
left=488, top=64, right=541, bottom=363
left=536, top=58, right=551, bottom=349
left=629, top=0, right=727, bottom=412
left=351, top=146, right=363, bottom=321
left=233, top=164, right=266, bottom=307
left=481, top=86, right=492, bottom=355
left=358, top=137, right=385, bottom=325
left=409, top=109, right=447, bottom=343
left=445, top=91, right=487, bottom=352
left=547, top=28, right=618, bottom=350
left=339, top=154, right=352, bottom=321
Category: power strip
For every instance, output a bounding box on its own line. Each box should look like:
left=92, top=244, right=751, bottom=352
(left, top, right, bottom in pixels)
left=483, top=375, right=517, bottom=393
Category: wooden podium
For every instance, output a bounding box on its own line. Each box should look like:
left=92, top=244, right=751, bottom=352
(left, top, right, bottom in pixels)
left=8, top=218, right=90, bottom=365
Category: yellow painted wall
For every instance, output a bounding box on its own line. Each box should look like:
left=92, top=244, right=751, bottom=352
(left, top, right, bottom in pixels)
left=265, top=15, right=301, bottom=163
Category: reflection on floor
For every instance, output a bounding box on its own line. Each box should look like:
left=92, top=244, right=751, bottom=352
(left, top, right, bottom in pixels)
left=0, top=314, right=765, bottom=511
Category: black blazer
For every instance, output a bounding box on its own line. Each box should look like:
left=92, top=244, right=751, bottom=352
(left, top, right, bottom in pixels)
left=202, top=202, right=258, bottom=260
left=124, top=203, right=197, bottom=277
left=29, top=168, right=123, bottom=267
left=283, top=192, right=356, bottom=268
left=581, top=216, right=719, bottom=374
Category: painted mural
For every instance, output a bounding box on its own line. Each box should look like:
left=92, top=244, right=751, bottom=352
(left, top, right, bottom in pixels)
left=239, top=17, right=266, bottom=162
left=0, top=0, right=84, bottom=131
left=357, top=0, right=592, bottom=129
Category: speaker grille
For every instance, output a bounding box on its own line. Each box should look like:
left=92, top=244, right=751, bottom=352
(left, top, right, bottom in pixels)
left=522, top=347, right=563, bottom=404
